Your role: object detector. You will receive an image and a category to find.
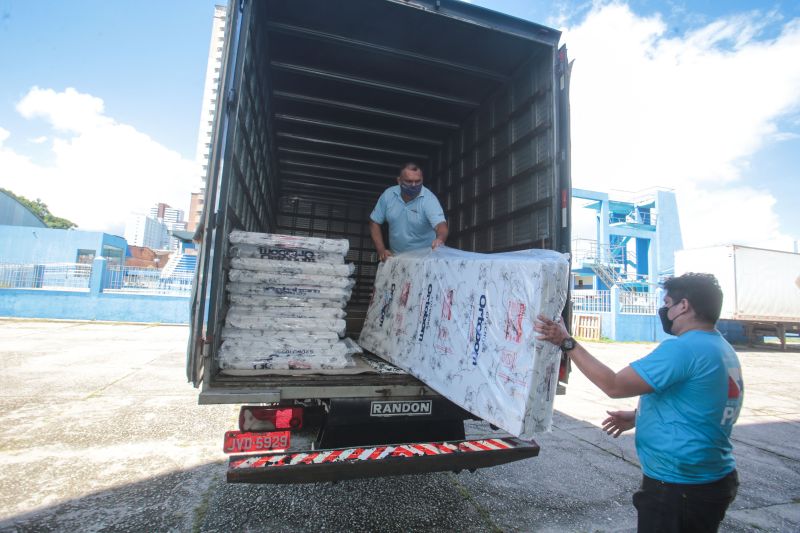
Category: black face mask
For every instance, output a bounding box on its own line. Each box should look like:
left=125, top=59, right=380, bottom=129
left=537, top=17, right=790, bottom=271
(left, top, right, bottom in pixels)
left=658, top=306, right=674, bottom=335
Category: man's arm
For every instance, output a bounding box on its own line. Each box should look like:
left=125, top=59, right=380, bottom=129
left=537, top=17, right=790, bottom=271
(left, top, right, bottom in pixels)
left=369, top=220, right=392, bottom=262
left=534, top=316, right=652, bottom=399
left=432, top=221, right=448, bottom=249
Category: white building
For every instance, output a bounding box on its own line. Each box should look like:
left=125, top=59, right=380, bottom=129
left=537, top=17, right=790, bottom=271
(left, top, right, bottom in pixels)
left=149, top=203, right=187, bottom=250
left=124, top=213, right=169, bottom=250
left=189, top=4, right=227, bottom=232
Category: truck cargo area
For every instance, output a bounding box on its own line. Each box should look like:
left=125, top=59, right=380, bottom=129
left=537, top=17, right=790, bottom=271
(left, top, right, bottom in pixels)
left=189, top=0, right=570, bottom=400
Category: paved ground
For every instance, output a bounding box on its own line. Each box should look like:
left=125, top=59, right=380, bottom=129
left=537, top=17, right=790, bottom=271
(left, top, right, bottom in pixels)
left=0, top=319, right=797, bottom=532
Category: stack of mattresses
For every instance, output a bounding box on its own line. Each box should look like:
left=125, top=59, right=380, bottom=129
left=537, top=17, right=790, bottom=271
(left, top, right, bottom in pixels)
left=358, top=246, right=570, bottom=438
left=219, top=231, right=359, bottom=373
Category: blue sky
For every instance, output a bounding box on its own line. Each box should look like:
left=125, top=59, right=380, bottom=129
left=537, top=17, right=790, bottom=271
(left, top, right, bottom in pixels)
left=0, top=0, right=798, bottom=251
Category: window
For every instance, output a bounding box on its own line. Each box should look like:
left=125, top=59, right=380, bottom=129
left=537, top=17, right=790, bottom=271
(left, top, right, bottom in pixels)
left=76, top=249, right=95, bottom=264
left=102, top=245, right=124, bottom=267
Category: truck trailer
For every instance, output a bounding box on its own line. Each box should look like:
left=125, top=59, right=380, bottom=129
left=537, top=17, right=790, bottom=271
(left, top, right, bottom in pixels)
left=675, top=245, right=800, bottom=349
left=186, top=0, right=572, bottom=484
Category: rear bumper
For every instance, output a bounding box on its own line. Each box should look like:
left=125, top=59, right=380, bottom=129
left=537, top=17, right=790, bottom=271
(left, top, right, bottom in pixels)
left=227, top=437, right=539, bottom=484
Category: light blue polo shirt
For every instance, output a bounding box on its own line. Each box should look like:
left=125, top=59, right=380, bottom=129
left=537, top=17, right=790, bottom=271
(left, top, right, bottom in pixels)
left=631, top=330, right=744, bottom=484
left=369, top=185, right=446, bottom=253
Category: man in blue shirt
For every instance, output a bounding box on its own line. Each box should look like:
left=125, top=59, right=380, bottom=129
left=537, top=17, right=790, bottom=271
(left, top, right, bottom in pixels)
left=369, top=162, right=448, bottom=261
left=535, top=273, right=743, bottom=533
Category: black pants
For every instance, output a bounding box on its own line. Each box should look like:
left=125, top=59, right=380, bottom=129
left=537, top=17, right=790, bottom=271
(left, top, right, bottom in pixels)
left=633, top=470, right=739, bottom=533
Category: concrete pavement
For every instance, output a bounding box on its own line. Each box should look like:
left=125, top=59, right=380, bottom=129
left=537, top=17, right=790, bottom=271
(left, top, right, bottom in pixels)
left=0, top=319, right=797, bottom=532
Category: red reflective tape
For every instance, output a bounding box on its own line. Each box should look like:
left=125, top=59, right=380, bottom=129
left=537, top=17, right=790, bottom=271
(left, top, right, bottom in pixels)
left=390, top=446, right=415, bottom=457
left=421, top=443, right=443, bottom=455
left=432, top=442, right=456, bottom=454
left=488, top=439, right=512, bottom=449
left=358, top=448, right=377, bottom=460
left=412, top=444, right=439, bottom=456
left=349, top=448, right=366, bottom=461
left=369, top=447, right=387, bottom=460
left=312, top=451, right=332, bottom=464
left=251, top=456, right=273, bottom=468
left=459, top=441, right=483, bottom=452
left=298, top=453, right=319, bottom=464
left=334, top=448, right=357, bottom=462
left=323, top=449, right=343, bottom=463
left=460, top=441, right=491, bottom=451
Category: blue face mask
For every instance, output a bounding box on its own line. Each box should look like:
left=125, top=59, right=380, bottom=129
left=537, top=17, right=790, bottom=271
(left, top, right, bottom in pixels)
left=401, top=183, right=422, bottom=197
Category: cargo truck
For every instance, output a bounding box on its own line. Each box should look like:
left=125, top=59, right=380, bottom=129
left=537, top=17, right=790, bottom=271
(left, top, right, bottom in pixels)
left=186, top=0, right=572, bottom=484
left=675, top=245, right=800, bottom=350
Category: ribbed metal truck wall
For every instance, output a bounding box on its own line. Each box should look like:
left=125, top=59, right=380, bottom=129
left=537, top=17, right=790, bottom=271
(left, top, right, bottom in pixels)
left=187, top=0, right=570, bottom=386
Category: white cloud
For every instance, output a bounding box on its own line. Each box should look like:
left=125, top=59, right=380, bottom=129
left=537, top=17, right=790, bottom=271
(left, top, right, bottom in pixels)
left=17, top=87, right=110, bottom=133
left=0, top=87, right=197, bottom=234
left=563, top=3, right=800, bottom=250
left=29, top=136, right=48, bottom=144
left=0, top=126, right=9, bottom=144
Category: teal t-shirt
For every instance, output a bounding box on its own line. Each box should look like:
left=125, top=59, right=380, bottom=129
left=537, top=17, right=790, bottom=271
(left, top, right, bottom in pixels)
left=631, top=329, right=744, bottom=484
left=369, top=186, right=446, bottom=253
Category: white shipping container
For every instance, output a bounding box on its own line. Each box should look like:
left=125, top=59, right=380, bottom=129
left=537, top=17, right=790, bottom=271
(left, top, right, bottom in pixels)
left=674, top=245, right=800, bottom=322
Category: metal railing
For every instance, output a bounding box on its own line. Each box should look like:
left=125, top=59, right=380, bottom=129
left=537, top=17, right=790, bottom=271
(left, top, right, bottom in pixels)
left=0, top=262, right=92, bottom=291
left=619, top=291, right=660, bottom=315
left=104, top=265, right=193, bottom=296
left=571, top=290, right=612, bottom=313
left=571, top=289, right=660, bottom=315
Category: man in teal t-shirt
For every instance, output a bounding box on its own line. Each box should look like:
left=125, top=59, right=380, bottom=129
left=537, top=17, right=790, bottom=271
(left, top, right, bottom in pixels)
left=369, top=162, right=448, bottom=261
left=535, top=273, right=743, bottom=533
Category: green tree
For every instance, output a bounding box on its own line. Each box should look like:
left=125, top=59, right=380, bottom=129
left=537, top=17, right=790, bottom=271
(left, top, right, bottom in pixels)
left=1, top=187, right=77, bottom=229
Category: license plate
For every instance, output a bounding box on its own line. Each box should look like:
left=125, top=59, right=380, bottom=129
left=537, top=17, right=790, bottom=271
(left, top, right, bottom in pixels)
left=223, top=431, right=291, bottom=454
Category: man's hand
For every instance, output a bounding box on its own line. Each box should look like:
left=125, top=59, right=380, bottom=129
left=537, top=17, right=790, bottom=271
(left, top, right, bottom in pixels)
left=602, top=410, right=636, bottom=438
left=431, top=238, right=445, bottom=249
left=533, top=315, right=570, bottom=346
left=377, top=248, right=393, bottom=262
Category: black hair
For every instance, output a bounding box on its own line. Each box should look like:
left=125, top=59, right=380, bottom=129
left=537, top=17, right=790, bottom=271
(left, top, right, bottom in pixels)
left=662, top=272, right=723, bottom=324
left=400, top=162, right=420, bottom=173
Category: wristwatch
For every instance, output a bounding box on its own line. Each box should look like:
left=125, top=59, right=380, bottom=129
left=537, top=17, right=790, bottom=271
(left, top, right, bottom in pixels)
left=560, top=336, right=576, bottom=352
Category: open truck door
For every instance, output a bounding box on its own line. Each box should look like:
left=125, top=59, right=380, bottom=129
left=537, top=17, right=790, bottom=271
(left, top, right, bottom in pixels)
left=186, top=1, right=245, bottom=386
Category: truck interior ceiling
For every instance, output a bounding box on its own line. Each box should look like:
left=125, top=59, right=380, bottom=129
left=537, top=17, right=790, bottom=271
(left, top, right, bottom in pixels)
left=220, top=0, right=565, bottom=337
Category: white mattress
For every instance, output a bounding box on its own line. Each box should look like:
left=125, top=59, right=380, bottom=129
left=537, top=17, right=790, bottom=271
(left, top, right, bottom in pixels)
left=219, top=232, right=357, bottom=373
left=228, top=231, right=348, bottom=264
left=358, top=246, right=570, bottom=438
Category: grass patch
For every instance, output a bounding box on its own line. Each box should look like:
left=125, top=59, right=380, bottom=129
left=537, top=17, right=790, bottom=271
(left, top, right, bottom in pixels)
left=450, top=474, right=503, bottom=533
left=192, top=482, right=215, bottom=533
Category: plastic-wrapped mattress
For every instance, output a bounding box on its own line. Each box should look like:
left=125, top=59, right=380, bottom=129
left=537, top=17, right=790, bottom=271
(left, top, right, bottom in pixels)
left=358, top=247, right=570, bottom=437
left=219, top=231, right=358, bottom=372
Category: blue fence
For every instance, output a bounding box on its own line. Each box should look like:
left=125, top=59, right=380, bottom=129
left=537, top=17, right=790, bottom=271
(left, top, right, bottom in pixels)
left=571, top=287, right=671, bottom=342
left=0, top=257, right=190, bottom=324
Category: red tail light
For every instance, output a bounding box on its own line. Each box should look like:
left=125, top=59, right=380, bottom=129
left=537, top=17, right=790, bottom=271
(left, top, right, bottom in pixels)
left=558, top=354, right=569, bottom=383
left=239, top=406, right=304, bottom=432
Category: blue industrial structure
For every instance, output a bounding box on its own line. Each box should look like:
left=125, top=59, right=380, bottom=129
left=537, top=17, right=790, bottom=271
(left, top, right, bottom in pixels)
left=0, top=189, right=47, bottom=228
left=571, top=188, right=683, bottom=293
left=569, top=188, right=684, bottom=342
left=0, top=225, right=127, bottom=265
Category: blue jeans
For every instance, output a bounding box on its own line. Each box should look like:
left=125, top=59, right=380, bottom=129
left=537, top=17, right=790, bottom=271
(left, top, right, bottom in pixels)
left=633, top=470, right=739, bottom=533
